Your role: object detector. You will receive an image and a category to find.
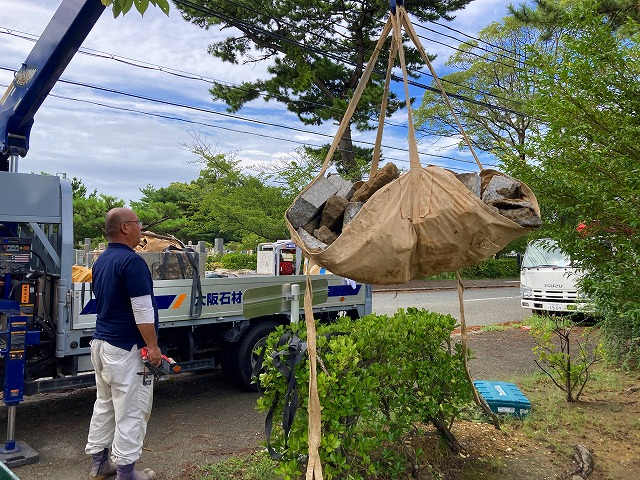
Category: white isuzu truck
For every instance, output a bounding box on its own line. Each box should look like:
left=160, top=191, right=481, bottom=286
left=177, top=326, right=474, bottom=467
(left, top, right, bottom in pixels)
left=520, top=238, right=589, bottom=315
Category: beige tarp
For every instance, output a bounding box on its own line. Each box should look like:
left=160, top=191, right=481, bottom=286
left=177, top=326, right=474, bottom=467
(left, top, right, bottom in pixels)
left=286, top=8, right=540, bottom=480
left=286, top=10, right=539, bottom=286
left=135, top=232, right=185, bottom=252
left=72, top=264, right=93, bottom=283
left=289, top=167, right=537, bottom=285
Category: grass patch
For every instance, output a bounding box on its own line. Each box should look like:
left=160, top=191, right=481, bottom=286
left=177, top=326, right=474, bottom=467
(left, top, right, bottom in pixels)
left=191, top=365, right=640, bottom=480
left=478, top=323, right=511, bottom=332
left=193, top=451, right=277, bottom=480
left=518, top=364, right=640, bottom=455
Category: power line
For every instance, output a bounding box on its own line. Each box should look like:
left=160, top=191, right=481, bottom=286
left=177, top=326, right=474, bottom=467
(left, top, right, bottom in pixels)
left=0, top=72, right=495, bottom=171
left=427, top=19, right=526, bottom=61
left=173, top=0, right=531, bottom=117
left=2, top=2, right=531, bottom=120
left=0, top=27, right=409, bottom=130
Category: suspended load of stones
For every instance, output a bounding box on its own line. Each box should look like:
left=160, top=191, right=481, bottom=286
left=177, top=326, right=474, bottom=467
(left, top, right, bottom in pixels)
left=290, top=165, right=540, bottom=248
left=285, top=7, right=541, bottom=285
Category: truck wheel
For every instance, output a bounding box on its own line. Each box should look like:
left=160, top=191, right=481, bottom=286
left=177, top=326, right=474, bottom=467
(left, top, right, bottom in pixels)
left=224, top=320, right=279, bottom=391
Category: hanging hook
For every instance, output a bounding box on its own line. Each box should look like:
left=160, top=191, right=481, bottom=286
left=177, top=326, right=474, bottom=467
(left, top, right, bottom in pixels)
left=389, top=0, right=404, bottom=15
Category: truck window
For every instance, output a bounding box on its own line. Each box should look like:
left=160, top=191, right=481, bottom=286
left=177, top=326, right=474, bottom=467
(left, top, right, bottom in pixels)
left=522, top=240, right=572, bottom=269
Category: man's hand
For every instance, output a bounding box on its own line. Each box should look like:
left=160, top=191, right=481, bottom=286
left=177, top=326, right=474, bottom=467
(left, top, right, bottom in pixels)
left=138, top=323, right=161, bottom=366
left=144, top=345, right=162, bottom=367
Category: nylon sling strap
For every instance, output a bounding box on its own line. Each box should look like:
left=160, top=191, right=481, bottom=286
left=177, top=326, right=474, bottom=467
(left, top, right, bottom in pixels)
left=257, top=331, right=307, bottom=460
left=252, top=328, right=348, bottom=461
left=160, top=246, right=204, bottom=318
left=159, top=246, right=187, bottom=279
left=304, top=261, right=323, bottom=480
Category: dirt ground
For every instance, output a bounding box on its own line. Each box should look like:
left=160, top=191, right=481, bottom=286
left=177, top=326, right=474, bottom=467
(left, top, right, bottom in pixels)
left=3, top=326, right=639, bottom=480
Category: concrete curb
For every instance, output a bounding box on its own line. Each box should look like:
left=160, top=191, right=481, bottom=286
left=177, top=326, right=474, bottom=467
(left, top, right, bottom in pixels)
left=372, top=279, right=520, bottom=293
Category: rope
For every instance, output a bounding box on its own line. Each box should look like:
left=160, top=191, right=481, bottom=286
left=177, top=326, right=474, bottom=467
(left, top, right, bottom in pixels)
left=304, top=260, right=323, bottom=479
left=456, top=272, right=500, bottom=428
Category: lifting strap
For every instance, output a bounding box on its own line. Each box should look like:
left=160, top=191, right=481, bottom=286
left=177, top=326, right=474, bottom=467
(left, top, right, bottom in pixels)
left=256, top=331, right=307, bottom=460
left=159, top=246, right=203, bottom=318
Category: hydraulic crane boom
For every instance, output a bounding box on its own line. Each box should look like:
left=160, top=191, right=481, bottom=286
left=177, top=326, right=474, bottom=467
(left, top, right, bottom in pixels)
left=0, top=0, right=105, bottom=171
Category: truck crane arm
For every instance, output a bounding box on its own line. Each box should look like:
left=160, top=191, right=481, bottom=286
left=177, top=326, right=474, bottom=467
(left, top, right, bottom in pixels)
left=0, top=0, right=105, bottom=171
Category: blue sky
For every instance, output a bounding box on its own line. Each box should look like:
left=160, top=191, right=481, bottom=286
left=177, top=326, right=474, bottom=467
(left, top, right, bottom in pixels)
left=0, top=0, right=516, bottom=202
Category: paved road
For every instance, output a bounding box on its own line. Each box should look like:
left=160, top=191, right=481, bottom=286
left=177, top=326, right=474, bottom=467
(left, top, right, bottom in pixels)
left=372, top=286, right=527, bottom=327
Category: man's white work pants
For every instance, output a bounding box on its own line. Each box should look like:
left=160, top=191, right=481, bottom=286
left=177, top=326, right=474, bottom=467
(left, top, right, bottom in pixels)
left=85, top=339, right=154, bottom=465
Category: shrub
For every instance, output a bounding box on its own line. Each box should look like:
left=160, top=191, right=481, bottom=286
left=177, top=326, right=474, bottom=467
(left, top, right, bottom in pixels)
left=207, top=252, right=257, bottom=270
left=428, top=257, right=519, bottom=280
left=529, top=315, right=603, bottom=402
left=460, top=257, right=519, bottom=278
left=257, top=309, right=474, bottom=479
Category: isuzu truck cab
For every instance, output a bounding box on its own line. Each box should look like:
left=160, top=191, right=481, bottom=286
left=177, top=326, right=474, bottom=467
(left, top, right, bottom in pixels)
left=520, top=239, right=590, bottom=315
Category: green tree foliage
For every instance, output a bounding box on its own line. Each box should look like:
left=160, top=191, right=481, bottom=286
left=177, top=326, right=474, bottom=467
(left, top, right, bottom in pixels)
left=248, top=147, right=320, bottom=200
left=529, top=315, right=602, bottom=402
left=187, top=140, right=292, bottom=244
left=208, top=252, right=257, bottom=270
left=175, top=0, right=473, bottom=178
left=414, top=15, right=555, bottom=163
left=71, top=177, right=124, bottom=247
left=130, top=181, right=204, bottom=243
left=102, top=0, right=170, bottom=17
left=502, top=1, right=640, bottom=366
left=510, top=0, right=640, bottom=37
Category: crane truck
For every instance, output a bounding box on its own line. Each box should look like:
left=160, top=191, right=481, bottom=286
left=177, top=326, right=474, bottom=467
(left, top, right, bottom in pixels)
left=0, top=0, right=371, bottom=467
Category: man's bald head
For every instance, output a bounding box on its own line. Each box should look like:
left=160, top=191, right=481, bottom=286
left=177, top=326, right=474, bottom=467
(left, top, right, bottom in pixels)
left=104, top=207, right=142, bottom=248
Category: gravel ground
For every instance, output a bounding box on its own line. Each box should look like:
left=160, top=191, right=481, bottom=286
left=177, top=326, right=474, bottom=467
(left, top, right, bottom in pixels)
left=3, top=279, right=524, bottom=480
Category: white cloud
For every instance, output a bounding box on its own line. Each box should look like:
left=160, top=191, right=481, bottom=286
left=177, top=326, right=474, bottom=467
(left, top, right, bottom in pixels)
left=1, top=0, right=511, bottom=202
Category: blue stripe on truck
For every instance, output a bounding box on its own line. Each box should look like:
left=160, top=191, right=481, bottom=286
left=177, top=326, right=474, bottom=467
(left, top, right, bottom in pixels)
left=81, top=286, right=360, bottom=316
left=328, top=284, right=361, bottom=297
left=80, top=295, right=177, bottom=315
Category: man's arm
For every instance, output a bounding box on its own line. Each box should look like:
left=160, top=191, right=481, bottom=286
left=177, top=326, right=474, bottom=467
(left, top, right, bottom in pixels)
left=137, top=323, right=161, bottom=366
left=131, top=295, right=161, bottom=366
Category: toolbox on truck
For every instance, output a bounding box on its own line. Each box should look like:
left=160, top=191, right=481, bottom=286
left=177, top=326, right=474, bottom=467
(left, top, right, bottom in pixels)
left=473, top=380, right=531, bottom=417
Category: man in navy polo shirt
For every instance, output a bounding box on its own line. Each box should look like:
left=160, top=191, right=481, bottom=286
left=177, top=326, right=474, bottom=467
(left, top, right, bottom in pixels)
left=85, top=207, right=161, bottom=480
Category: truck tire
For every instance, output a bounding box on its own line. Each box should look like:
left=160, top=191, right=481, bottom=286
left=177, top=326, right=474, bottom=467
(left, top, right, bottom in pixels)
left=224, top=320, right=279, bottom=391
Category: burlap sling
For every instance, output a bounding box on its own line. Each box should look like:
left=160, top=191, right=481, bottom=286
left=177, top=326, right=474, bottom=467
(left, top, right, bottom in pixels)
left=285, top=7, right=540, bottom=480
left=286, top=9, right=539, bottom=286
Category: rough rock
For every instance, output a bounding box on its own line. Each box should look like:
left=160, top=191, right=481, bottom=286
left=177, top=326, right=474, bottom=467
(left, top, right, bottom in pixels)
left=287, top=177, right=338, bottom=228
left=346, top=180, right=365, bottom=201
left=319, top=195, right=349, bottom=231
left=137, top=251, right=204, bottom=280
left=494, top=200, right=542, bottom=228
left=455, top=172, right=481, bottom=197
left=343, top=202, right=363, bottom=228
left=327, top=174, right=353, bottom=198
left=570, top=444, right=594, bottom=479
left=297, top=227, right=328, bottom=250
left=314, top=225, right=338, bottom=245
left=303, top=217, right=320, bottom=235
left=351, top=162, right=400, bottom=203
left=482, top=174, right=522, bottom=203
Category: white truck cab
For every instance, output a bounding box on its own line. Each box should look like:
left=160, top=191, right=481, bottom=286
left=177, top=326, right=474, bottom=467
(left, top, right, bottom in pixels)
left=520, top=239, right=589, bottom=314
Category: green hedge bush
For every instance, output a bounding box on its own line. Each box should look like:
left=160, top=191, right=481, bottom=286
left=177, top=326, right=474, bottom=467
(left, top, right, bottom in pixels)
left=257, top=309, right=474, bottom=480
left=430, top=257, right=519, bottom=280
left=207, top=252, right=257, bottom=270
left=461, top=257, right=519, bottom=278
